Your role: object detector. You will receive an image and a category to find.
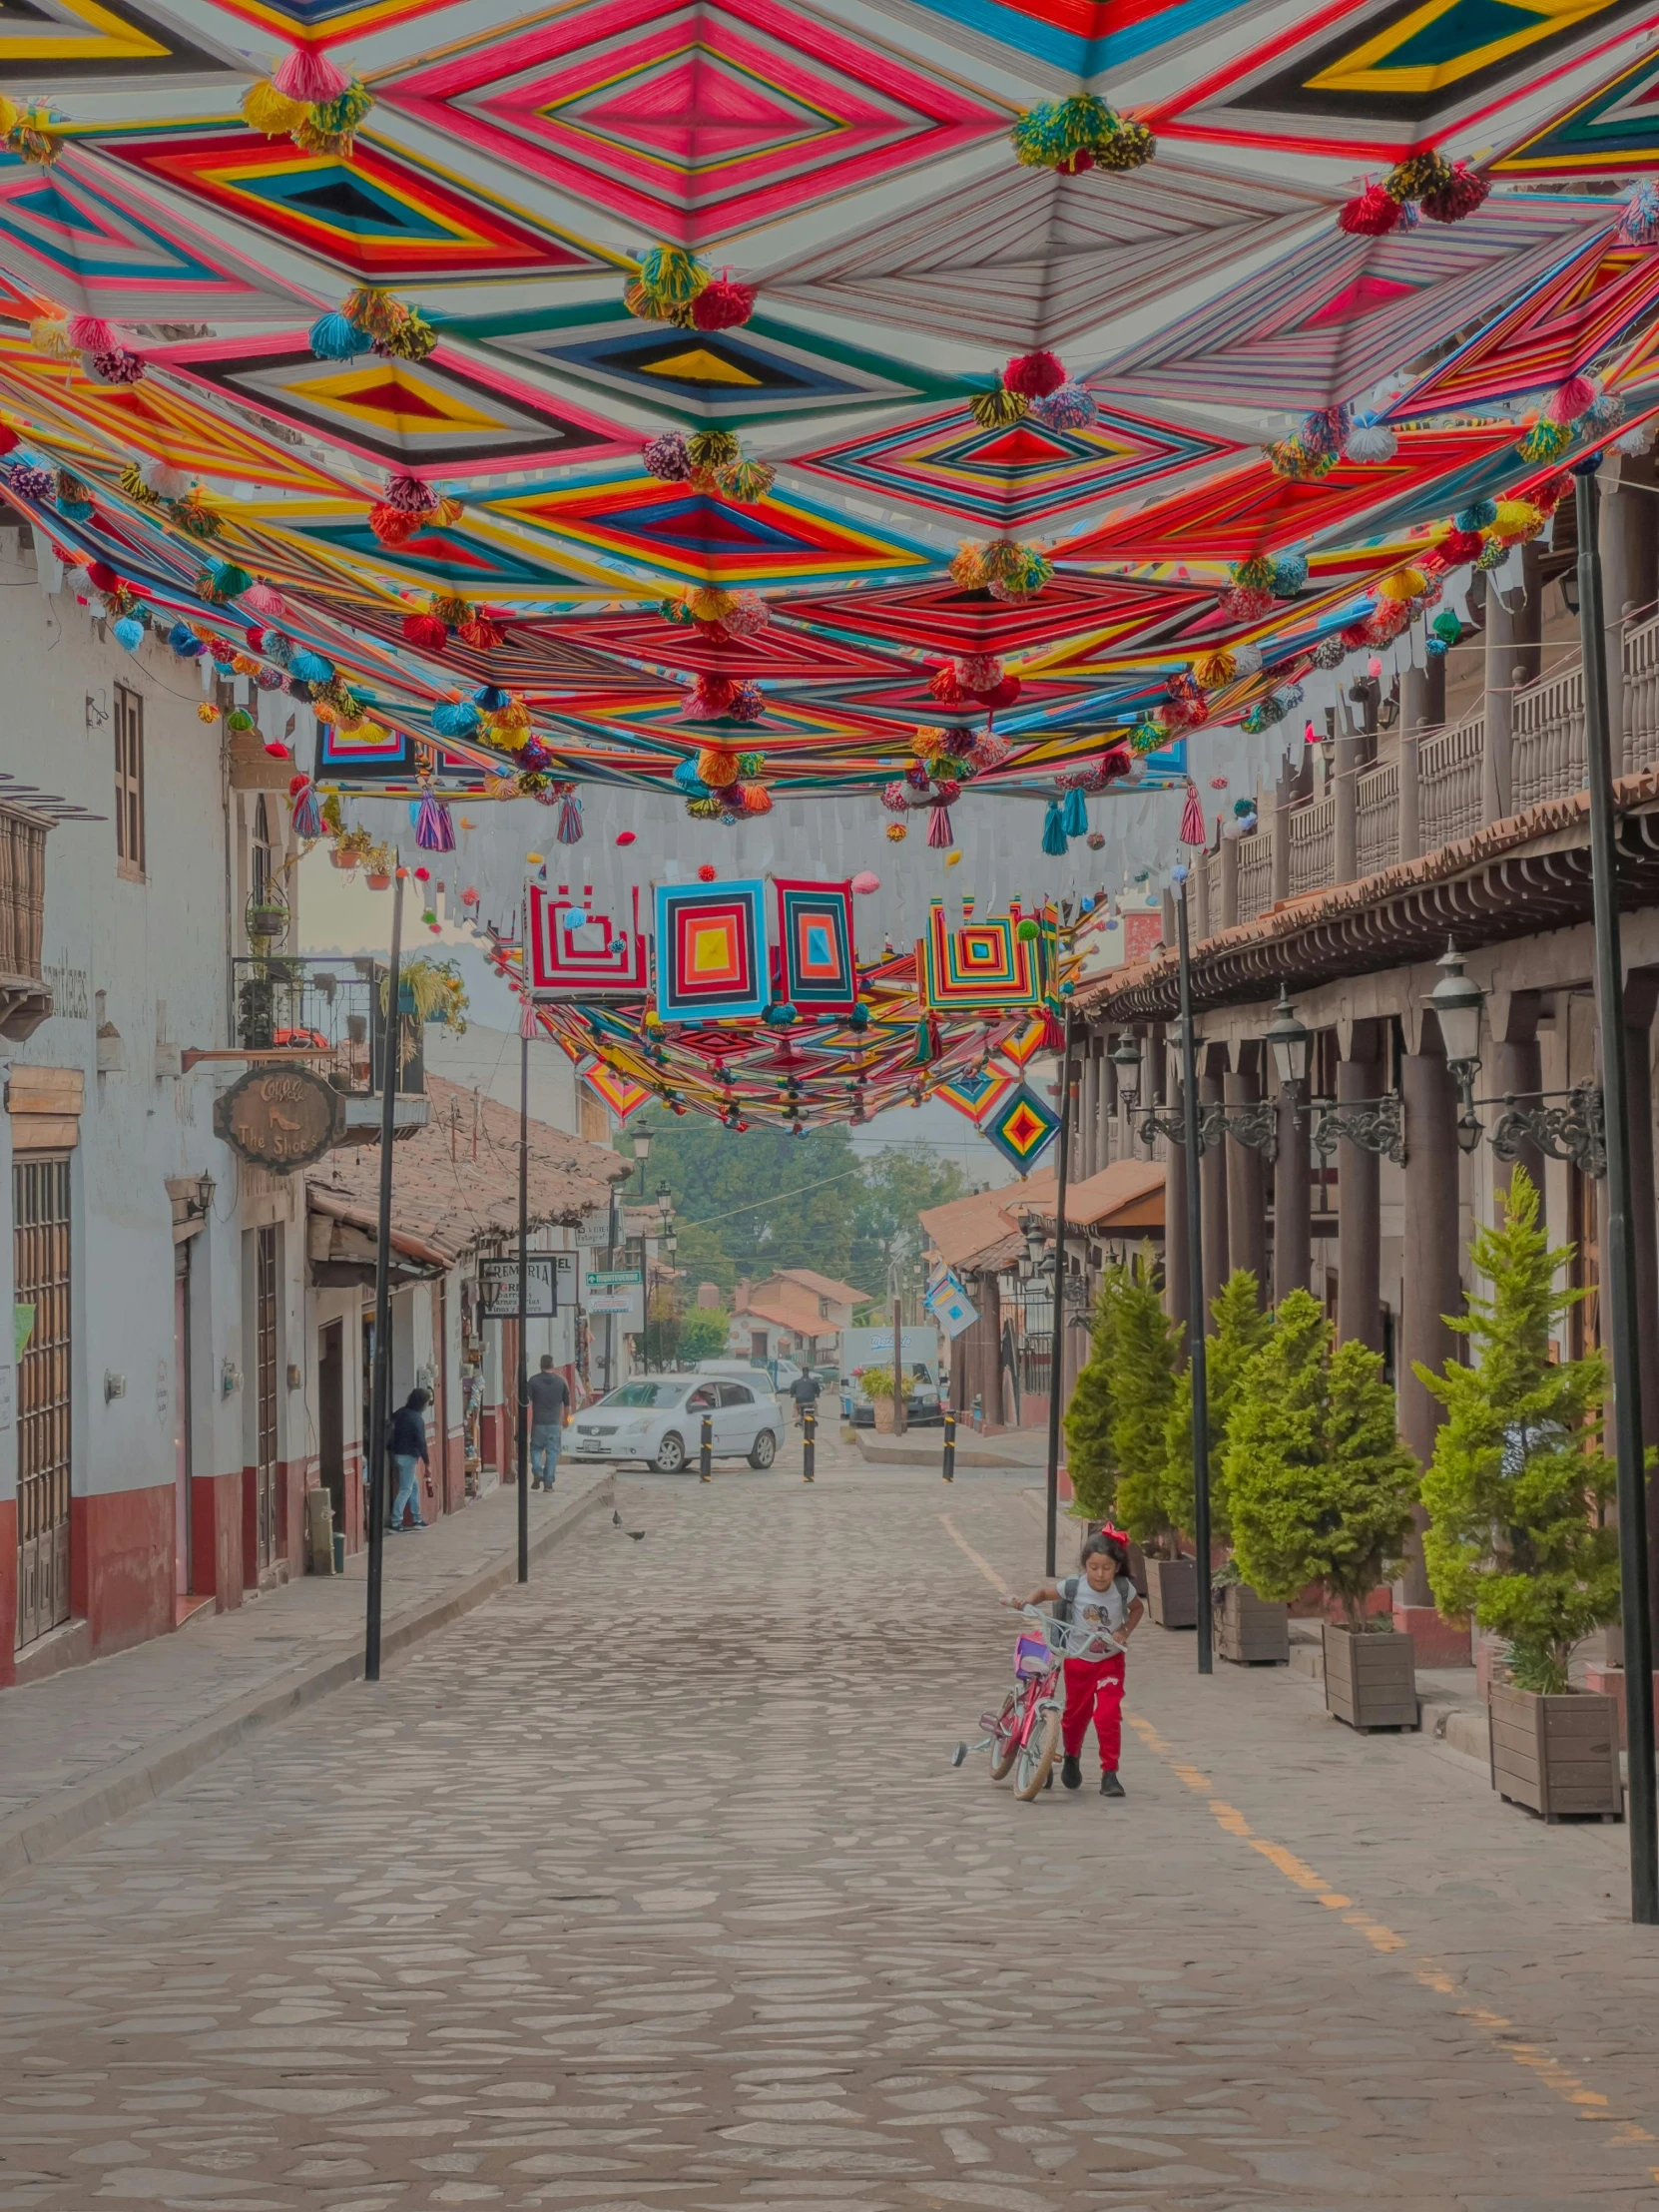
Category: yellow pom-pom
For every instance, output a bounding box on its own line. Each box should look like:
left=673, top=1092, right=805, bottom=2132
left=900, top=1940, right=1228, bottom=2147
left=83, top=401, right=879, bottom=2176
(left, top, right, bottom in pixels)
left=689, top=586, right=735, bottom=623
left=886, top=823, right=907, bottom=842
left=944, top=848, right=962, bottom=865
left=241, top=78, right=306, bottom=136
left=644, top=1010, right=665, bottom=1030
left=911, top=726, right=947, bottom=760
left=1192, top=650, right=1236, bottom=690
left=0, top=97, right=18, bottom=138
left=29, top=316, right=71, bottom=359
left=197, top=702, right=220, bottom=724
left=949, top=543, right=988, bottom=590
left=525, top=850, right=544, bottom=865
left=1491, top=499, right=1543, bottom=544
left=1376, top=565, right=1427, bottom=603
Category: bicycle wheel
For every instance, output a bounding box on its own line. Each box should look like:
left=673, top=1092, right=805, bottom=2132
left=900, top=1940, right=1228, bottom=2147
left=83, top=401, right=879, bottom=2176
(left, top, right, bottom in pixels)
left=1013, top=1706, right=1061, bottom=1800
left=988, top=1690, right=1022, bottom=1781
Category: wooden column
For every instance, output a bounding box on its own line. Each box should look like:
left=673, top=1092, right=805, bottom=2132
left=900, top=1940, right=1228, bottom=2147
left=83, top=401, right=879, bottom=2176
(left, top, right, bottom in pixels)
left=1336, top=1022, right=1383, bottom=1357
left=1334, top=712, right=1361, bottom=884
left=1219, top=835, right=1239, bottom=930
left=1397, top=1041, right=1462, bottom=1613
left=1079, top=1035, right=1099, bottom=1180
left=1482, top=575, right=1516, bottom=825
left=1399, top=663, right=1428, bottom=863
left=1164, top=1075, right=1190, bottom=1347
left=1489, top=990, right=1543, bottom=1214
left=1273, top=1080, right=1311, bottom=1305
left=1199, top=1058, right=1229, bottom=1328
left=1225, top=1053, right=1268, bottom=1305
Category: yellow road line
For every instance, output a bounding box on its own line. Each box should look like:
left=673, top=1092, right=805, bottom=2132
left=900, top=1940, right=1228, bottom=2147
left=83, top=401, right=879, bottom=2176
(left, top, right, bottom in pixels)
left=941, top=1513, right=1011, bottom=1597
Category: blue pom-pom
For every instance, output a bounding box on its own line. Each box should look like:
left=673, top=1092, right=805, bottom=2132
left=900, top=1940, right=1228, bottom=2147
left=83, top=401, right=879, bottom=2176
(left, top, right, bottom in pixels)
left=1172, top=862, right=1190, bottom=883
left=471, top=684, right=509, bottom=712
left=168, top=622, right=203, bottom=657
left=764, top=1001, right=799, bottom=1026
left=290, top=649, right=334, bottom=683
left=672, top=757, right=709, bottom=795
left=1425, top=636, right=1447, bottom=659
left=1270, top=551, right=1308, bottom=597
left=432, top=700, right=479, bottom=737
left=850, top=1002, right=870, bottom=1030
left=1455, top=500, right=1497, bottom=532
left=112, top=615, right=144, bottom=652
left=308, top=311, right=366, bottom=361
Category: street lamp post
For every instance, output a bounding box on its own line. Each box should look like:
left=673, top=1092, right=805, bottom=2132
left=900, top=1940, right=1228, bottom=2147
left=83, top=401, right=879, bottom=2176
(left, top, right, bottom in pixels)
left=364, top=864, right=404, bottom=1684
left=1173, top=881, right=1213, bottom=1675
left=1575, top=456, right=1657, bottom=1926
left=1042, top=1007, right=1076, bottom=1580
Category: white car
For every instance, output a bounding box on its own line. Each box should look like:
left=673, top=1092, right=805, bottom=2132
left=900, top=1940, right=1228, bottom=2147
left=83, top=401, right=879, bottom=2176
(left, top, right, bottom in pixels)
left=569, top=1376, right=785, bottom=1474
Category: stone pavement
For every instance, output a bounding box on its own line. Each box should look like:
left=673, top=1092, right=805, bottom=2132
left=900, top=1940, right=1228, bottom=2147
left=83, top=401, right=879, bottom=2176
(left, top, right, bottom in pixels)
left=3, top=1451, right=1659, bottom=2209
left=0, top=1466, right=614, bottom=1875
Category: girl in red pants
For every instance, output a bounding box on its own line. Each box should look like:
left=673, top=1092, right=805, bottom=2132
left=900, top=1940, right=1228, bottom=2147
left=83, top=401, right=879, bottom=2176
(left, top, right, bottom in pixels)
left=1017, top=1533, right=1144, bottom=1798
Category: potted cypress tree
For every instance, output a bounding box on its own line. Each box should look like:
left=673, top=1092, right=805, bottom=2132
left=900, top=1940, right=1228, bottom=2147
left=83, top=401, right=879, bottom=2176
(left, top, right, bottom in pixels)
left=1417, top=1169, right=1622, bottom=1819
left=1227, top=1289, right=1420, bottom=1723
left=1163, top=1266, right=1273, bottom=1565
left=1064, top=1264, right=1124, bottom=1522
left=1108, top=1251, right=1187, bottom=1623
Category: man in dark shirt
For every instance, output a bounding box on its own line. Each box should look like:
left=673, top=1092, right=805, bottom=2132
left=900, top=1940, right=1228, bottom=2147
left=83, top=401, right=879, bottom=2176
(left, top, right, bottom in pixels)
left=387, top=1388, right=430, bottom=1531
left=528, top=1356, right=569, bottom=1489
left=789, top=1370, right=822, bottom=1428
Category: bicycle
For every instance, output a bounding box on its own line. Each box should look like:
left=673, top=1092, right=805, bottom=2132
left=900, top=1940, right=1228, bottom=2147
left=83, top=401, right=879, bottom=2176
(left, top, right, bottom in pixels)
left=954, top=1604, right=1127, bottom=1802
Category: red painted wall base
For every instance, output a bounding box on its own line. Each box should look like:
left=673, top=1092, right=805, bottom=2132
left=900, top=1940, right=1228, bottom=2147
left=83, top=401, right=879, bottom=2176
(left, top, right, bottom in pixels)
left=69, top=1485, right=174, bottom=1660
left=191, top=1471, right=244, bottom=1610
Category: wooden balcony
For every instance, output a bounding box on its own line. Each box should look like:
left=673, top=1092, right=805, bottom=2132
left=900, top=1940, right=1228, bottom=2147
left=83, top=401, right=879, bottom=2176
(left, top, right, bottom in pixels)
left=0, top=803, right=52, bottom=1041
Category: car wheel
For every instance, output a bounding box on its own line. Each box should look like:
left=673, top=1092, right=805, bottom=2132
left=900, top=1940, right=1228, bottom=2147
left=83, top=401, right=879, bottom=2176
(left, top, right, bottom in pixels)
left=749, top=1428, right=777, bottom=1469
left=654, top=1431, right=686, bottom=1474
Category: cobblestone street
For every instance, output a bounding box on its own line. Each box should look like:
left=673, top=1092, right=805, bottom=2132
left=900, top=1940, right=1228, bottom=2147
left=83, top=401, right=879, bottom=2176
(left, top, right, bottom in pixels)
left=3, top=1457, right=1659, bottom=2210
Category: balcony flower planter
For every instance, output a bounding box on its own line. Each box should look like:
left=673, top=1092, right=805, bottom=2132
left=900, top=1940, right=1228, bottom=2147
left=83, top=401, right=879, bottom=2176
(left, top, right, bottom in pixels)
left=329, top=848, right=357, bottom=870
left=1324, top=1622, right=1418, bottom=1732
left=1489, top=1682, right=1622, bottom=1822
left=1146, top=1555, right=1197, bottom=1629
left=1217, top=1582, right=1289, bottom=1666
left=871, top=1395, right=895, bottom=1433
left=364, top=871, right=391, bottom=890
left=246, top=905, right=288, bottom=942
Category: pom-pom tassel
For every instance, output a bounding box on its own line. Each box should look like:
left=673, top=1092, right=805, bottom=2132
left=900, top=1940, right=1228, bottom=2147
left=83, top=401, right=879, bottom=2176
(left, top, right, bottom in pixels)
left=308, top=309, right=365, bottom=360
left=1619, top=180, right=1659, bottom=249
left=1179, top=783, right=1206, bottom=845
left=66, top=314, right=116, bottom=352
left=1418, top=161, right=1489, bottom=224
left=1041, top=799, right=1068, bottom=856
left=289, top=777, right=323, bottom=839
left=273, top=45, right=349, bottom=103
left=927, top=801, right=952, bottom=848
left=1547, top=375, right=1596, bottom=424
left=242, top=79, right=306, bottom=136
left=557, top=791, right=583, bottom=845
left=968, top=385, right=1029, bottom=429
left=691, top=276, right=755, bottom=330
left=1060, top=786, right=1087, bottom=838
left=1003, top=348, right=1066, bottom=398
left=1338, top=181, right=1400, bottom=236
left=414, top=788, right=455, bottom=853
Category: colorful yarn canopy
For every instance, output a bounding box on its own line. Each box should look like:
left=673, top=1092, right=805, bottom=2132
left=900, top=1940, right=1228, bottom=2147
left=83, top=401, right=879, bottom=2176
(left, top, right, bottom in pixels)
left=0, top=0, right=1651, bottom=840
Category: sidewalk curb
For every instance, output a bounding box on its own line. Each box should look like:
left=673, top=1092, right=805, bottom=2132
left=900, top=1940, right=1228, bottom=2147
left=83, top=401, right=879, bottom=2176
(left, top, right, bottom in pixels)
left=0, top=1473, right=615, bottom=1886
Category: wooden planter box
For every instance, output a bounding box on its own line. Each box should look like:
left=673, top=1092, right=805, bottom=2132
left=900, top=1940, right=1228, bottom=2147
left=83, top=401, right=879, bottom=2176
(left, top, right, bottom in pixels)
left=1324, top=1623, right=1418, bottom=1732
left=1489, top=1682, right=1623, bottom=1822
left=1146, top=1555, right=1197, bottom=1629
left=1217, top=1583, right=1290, bottom=1665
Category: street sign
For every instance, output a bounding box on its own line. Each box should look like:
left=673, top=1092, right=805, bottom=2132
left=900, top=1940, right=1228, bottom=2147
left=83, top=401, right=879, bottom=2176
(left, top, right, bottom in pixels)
left=478, top=1253, right=576, bottom=1319
left=586, top=1290, right=633, bottom=1316
left=586, top=1268, right=642, bottom=1289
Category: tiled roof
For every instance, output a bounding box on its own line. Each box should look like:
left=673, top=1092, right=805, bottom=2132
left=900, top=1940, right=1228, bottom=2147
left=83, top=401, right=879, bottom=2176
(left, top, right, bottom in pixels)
left=306, top=1075, right=630, bottom=1267
left=919, top=1181, right=1052, bottom=1275
left=742, top=1282, right=835, bottom=1338
left=774, top=1266, right=871, bottom=1307
left=1026, top=1158, right=1165, bottom=1233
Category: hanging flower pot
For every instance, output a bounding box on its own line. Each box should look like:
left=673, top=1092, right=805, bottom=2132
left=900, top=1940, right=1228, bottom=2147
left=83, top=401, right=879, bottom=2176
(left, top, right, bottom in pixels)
left=365, top=870, right=390, bottom=890
left=329, top=847, right=357, bottom=870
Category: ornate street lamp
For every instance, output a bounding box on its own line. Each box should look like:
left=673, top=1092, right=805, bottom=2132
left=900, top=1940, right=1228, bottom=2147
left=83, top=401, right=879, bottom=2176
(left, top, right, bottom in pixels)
left=1426, top=938, right=1486, bottom=1154
left=1265, top=986, right=1312, bottom=1093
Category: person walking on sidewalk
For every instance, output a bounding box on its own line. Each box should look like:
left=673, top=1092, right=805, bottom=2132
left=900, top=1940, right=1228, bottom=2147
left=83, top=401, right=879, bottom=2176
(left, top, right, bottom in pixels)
left=528, top=1356, right=569, bottom=1490
left=1014, top=1533, right=1144, bottom=1798
left=789, top=1369, right=821, bottom=1430
left=388, top=1387, right=432, bottom=1532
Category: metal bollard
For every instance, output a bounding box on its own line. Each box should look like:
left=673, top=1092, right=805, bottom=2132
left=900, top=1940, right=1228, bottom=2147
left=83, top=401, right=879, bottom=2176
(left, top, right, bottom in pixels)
left=700, top=1410, right=713, bottom=1482
left=942, top=1407, right=955, bottom=1483
left=803, top=1404, right=816, bottom=1483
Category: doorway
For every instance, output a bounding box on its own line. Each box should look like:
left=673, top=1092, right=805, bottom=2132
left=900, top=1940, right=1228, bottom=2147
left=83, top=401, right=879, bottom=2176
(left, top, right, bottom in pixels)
left=254, top=1224, right=278, bottom=1572
left=174, top=1241, right=192, bottom=1596
left=14, top=1156, right=72, bottom=1648
left=318, top=1319, right=344, bottom=1543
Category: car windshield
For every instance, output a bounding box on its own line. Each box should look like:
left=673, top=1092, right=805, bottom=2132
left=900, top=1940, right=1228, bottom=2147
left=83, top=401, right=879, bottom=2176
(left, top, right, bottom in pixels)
left=601, top=1382, right=683, bottom=1409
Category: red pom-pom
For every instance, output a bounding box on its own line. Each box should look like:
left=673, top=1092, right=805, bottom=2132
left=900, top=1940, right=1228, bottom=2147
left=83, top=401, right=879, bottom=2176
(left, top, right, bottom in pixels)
left=691, top=278, right=755, bottom=331
left=1097, top=744, right=1132, bottom=781
left=0, top=424, right=19, bottom=456
left=982, top=675, right=1022, bottom=710
left=85, top=560, right=120, bottom=592
left=1532, top=472, right=1570, bottom=515
left=264, top=741, right=291, bottom=759
left=1338, top=183, right=1401, bottom=237
left=1418, top=161, right=1489, bottom=225
left=457, top=613, right=504, bottom=649
left=615, top=830, right=637, bottom=845
left=1056, top=147, right=1094, bottom=174
left=67, top=315, right=117, bottom=353
left=1433, top=527, right=1485, bottom=566
left=402, top=612, right=450, bottom=650
left=245, top=627, right=264, bottom=652
left=273, top=44, right=348, bottom=102
left=928, top=664, right=968, bottom=705
left=1003, top=348, right=1066, bottom=398
left=288, top=773, right=310, bottom=796
left=1547, top=374, right=1595, bottom=425
left=383, top=471, right=435, bottom=514
left=696, top=862, right=717, bottom=881
left=370, top=502, right=420, bottom=544
left=1340, top=621, right=1372, bottom=650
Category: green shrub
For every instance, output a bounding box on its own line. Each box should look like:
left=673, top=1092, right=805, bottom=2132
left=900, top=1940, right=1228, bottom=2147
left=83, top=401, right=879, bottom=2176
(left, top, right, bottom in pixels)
left=1065, top=1265, right=1125, bottom=1520
left=1109, top=1248, right=1183, bottom=1549
left=1227, top=1288, right=1418, bottom=1625
left=1416, top=1168, right=1618, bottom=1693
left=1163, top=1268, right=1274, bottom=1544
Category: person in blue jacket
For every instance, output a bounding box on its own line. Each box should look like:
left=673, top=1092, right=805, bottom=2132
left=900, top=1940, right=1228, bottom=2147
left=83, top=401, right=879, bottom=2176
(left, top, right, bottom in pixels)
left=387, top=1387, right=431, bottom=1532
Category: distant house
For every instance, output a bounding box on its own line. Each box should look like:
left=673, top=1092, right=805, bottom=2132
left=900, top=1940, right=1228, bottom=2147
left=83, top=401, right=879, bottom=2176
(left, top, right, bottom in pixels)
left=733, top=1267, right=871, bottom=1367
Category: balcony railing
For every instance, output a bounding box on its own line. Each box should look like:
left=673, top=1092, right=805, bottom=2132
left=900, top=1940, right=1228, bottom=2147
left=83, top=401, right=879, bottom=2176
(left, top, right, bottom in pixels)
left=1287, top=794, right=1335, bottom=898
left=1238, top=830, right=1274, bottom=924
left=1625, top=608, right=1659, bottom=775
left=0, top=803, right=51, bottom=1040
left=1418, top=707, right=1485, bottom=849
left=1512, top=658, right=1586, bottom=812
left=231, top=955, right=426, bottom=1099
left=1356, top=759, right=1399, bottom=878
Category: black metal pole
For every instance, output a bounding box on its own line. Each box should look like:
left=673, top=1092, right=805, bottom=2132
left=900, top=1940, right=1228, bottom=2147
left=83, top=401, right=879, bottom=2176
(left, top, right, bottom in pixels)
left=1043, top=1008, right=1075, bottom=1579
left=1575, top=459, right=1657, bottom=1922
left=516, top=1018, right=530, bottom=1585
left=364, top=864, right=403, bottom=1684
left=942, top=1406, right=955, bottom=1484
left=803, top=1403, right=816, bottom=1484
left=700, top=1408, right=713, bottom=1482
left=1177, top=881, right=1213, bottom=1675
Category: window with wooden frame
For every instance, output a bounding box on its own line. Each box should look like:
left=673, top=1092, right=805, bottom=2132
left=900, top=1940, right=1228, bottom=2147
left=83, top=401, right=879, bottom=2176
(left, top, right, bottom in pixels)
left=114, top=685, right=145, bottom=880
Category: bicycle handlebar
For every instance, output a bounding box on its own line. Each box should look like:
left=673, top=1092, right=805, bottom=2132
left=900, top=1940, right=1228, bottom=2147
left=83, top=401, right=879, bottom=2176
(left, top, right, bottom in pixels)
left=1007, top=1600, right=1126, bottom=1662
